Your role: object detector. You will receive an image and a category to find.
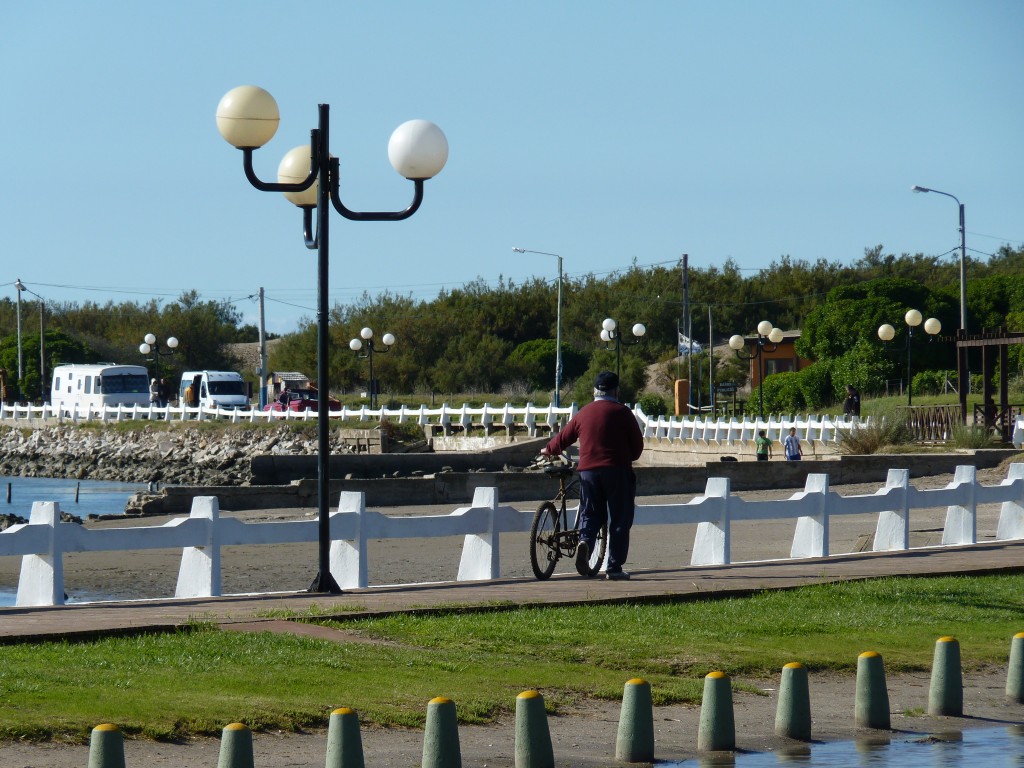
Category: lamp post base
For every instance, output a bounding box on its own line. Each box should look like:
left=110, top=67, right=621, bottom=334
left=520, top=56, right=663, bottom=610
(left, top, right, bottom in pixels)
left=308, top=572, right=343, bottom=594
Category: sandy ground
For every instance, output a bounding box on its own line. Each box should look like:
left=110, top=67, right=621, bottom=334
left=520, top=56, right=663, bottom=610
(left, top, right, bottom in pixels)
left=1, top=463, right=1023, bottom=765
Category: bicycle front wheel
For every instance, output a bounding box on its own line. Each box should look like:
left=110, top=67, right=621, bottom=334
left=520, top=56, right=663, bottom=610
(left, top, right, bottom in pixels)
left=586, top=523, right=608, bottom=577
left=530, top=501, right=561, bottom=580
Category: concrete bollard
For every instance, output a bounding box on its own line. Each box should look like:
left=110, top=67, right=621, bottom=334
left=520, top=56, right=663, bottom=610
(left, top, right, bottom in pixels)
left=422, top=697, right=461, bottom=768
left=616, top=677, right=654, bottom=762
left=514, top=690, right=554, bottom=768
left=928, top=636, right=963, bottom=716
left=217, top=722, right=254, bottom=768
left=88, top=723, right=125, bottom=768
left=774, top=662, right=812, bottom=741
left=1007, top=632, right=1024, bottom=702
left=854, top=652, right=890, bottom=730
left=325, top=707, right=364, bottom=768
left=697, top=671, right=735, bottom=752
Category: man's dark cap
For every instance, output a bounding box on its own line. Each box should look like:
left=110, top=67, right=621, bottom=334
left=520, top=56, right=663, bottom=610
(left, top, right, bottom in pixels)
left=594, top=371, right=619, bottom=391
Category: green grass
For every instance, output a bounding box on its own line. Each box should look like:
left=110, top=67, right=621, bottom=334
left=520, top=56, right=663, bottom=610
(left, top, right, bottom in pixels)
left=1, top=575, right=1022, bottom=743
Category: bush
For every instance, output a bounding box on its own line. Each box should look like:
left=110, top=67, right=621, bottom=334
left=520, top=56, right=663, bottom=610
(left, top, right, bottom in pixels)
left=948, top=425, right=999, bottom=449
left=912, top=369, right=955, bottom=397
left=837, top=401, right=914, bottom=454
left=756, top=371, right=805, bottom=415
left=797, top=361, right=835, bottom=410
left=637, top=393, right=668, bottom=417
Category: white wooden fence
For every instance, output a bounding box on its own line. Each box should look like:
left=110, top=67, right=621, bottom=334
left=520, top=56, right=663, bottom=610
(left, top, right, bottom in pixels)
left=3, top=463, right=1022, bottom=607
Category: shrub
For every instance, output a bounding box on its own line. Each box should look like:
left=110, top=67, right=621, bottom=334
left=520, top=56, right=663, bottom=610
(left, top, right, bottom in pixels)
left=837, top=401, right=914, bottom=454
left=637, top=393, right=668, bottom=417
left=912, top=369, right=955, bottom=397
left=948, top=425, right=999, bottom=449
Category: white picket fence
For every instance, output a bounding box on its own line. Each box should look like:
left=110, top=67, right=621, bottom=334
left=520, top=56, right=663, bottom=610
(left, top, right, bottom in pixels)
left=3, top=463, right=1022, bottom=607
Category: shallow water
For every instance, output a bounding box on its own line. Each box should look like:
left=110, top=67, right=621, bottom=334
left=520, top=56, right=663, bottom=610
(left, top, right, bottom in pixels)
left=667, top=725, right=1024, bottom=766
left=1, top=476, right=148, bottom=606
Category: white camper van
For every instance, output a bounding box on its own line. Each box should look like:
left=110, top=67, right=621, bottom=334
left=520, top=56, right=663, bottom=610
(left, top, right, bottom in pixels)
left=50, top=364, right=151, bottom=417
left=179, top=370, right=250, bottom=411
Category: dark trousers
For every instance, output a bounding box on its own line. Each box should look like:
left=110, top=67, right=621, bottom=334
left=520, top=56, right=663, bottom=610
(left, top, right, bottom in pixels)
left=578, top=466, right=636, bottom=573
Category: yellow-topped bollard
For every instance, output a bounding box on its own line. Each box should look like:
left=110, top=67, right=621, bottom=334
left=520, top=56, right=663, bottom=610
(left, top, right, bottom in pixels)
left=1007, top=632, right=1024, bottom=702
left=88, top=723, right=125, bottom=768
left=775, top=662, right=812, bottom=741
left=515, top=690, right=554, bottom=768
left=855, top=652, right=890, bottom=730
left=423, top=697, right=461, bottom=768
left=928, top=636, right=963, bottom=716
left=217, top=722, right=254, bottom=768
left=616, top=677, right=654, bottom=762
left=697, top=671, right=735, bottom=752
left=326, top=707, right=364, bottom=768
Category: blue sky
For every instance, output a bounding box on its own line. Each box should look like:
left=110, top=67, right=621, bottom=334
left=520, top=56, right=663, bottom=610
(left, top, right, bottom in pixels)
left=2, top=1, right=1021, bottom=335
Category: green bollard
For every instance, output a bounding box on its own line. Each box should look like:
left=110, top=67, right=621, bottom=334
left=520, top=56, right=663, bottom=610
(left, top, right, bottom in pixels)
left=616, top=677, right=654, bottom=762
left=515, top=690, right=554, bottom=768
left=1007, top=632, right=1024, bottom=702
left=928, top=636, right=963, bottom=716
left=855, top=651, right=891, bottom=730
left=422, top=697, right=461, bottom=768
left=774, top=662, right=812, bottom=741
left=88, top=723, right=125, bottom=768
left=697, top=671, right=735, bottom=752
left=217, top=722, right=254, bottom=768
left=325, top=707, right=364, bottom=768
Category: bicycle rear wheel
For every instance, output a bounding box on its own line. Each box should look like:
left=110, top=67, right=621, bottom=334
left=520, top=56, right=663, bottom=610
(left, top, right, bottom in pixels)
left=530, top=501, right=561, bottom=580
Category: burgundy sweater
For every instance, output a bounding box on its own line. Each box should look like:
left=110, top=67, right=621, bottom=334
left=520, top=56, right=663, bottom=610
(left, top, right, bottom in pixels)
left=544, top=398, right=644, bottom=470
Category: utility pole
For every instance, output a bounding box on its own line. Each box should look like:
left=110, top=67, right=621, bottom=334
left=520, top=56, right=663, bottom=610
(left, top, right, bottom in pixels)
left=681, top=254, right=692, bottom=412
left=258, top=287, right=268, bottom=409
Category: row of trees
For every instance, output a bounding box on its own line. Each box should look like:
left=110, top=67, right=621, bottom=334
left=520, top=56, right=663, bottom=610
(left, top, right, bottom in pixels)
left=2, top=244, right=1022, bottom=408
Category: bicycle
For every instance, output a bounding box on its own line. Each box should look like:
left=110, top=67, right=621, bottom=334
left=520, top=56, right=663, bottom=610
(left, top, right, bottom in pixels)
left=529, top=454, right=608, bottom=580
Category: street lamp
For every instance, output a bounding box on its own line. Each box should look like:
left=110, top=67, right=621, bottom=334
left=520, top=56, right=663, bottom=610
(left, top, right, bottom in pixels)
left=877, top=309, right=941, bottom=406
left=728, top=320, right=784, bottom=419
left=139, top=334, right=179, bottom=383
left=599, top=317, right=646, bottom=380
left=349, top=327, right=394, bottom=410
left=217, top=85, right=447, bottom=593
left=912, top=186, right=966, bottom=332
left=512, top=247, right=563, bottom=407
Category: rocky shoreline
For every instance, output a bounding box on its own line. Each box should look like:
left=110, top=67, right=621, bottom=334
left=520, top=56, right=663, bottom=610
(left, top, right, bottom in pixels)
left=0, top=423, right=356, bottom=487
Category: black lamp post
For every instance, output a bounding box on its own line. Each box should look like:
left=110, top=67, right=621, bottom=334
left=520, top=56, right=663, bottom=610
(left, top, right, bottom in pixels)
left=878, top=310, right=941, bottom=406
left=349, top=327, right=394, bottom=410
left=599, top=317, right=646, bottom=380
left=217, top=85, right=447, bottom=593
left=139, top=334, right=178, bottom=383
left=728, top=320, right=783, bottom=419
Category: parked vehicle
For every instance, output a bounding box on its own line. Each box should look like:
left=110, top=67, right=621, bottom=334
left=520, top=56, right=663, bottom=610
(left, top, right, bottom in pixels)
left=263, top=388, right=340, bottom=413
left=51, top=364, right=151, bottom=417
left=179, top=370, right=250, bottom=411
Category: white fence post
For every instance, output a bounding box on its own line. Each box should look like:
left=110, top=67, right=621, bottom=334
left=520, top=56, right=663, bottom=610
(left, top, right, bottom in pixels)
left=457, top=487, right=502, bottom=581
left=942, top=465, right=978, bottom=545
left=331, top=492, right=368, bottom=589
left=872, top=469, right=911, bottom=551
left=174, top=496, right=222, bottom=598
left=996, top=464, right=1024, bottom=540
left=691, top=477, right=731, bottom=566
left=15, top=501, right=64, bottom=607
left=790, top=474, right=830, bottom=559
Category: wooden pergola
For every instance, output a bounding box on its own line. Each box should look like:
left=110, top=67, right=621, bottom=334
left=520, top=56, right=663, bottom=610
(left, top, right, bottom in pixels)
left=954, top=328, right=1024, bottom=440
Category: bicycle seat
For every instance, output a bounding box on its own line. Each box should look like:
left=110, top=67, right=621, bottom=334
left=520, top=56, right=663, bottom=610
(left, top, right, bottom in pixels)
left=542, top=463, right=575, bottom=477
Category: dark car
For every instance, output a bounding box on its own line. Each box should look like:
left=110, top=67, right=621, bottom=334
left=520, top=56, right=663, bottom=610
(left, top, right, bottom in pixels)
left=263, top=388, right=341, bottom=413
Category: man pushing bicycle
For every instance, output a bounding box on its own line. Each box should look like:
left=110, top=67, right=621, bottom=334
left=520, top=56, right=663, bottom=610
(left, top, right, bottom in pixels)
left=541, top=371, right=644, bottom=580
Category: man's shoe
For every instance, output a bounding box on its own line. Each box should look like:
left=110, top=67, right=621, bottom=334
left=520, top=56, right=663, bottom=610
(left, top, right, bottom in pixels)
left=575, top=541, right=591, bottom=576
left=605, top=570, right=631, bottom=581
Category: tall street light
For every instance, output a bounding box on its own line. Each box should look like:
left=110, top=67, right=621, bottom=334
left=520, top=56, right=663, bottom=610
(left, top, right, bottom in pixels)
left=217, top=85, right=447, bottom=593
left=728, top=320, right=783, bottom=419
left=139, top=334, right=179, bottom=384
left=512, top=247, right=563, bottom=407
left=14, top=279, right=24, bottom=384
left=878, top=309, right=941, bottom=406
left=599, top=318, right=646, bottom=380
left=349, top=327, right=394, bottom=410
left=911, top=186, right=966, bottom=332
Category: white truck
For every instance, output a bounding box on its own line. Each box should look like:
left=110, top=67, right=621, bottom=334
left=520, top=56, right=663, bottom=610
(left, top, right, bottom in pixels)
left=179, top=370, right=250, bottom=411
left=50, top=363, right=152, bottom=417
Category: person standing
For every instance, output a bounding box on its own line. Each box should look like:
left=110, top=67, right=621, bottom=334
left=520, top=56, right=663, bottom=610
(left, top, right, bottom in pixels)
left=542, top=371, right=644, bottom=580
left=783, top=426, right=803, bottom=461
left=755, top=429, right=773, bottom=461
left=149, top=378, right=159, bottom=406
left=843, top=385, right=861, bottom=418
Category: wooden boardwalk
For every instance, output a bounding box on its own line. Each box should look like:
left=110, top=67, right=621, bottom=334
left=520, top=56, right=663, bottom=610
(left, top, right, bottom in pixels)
left=3, top=540, right=1023, bottom=643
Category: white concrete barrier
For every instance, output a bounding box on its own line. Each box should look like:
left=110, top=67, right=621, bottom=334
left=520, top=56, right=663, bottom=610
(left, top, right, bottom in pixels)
left=3, top=463, right=1020, bottom=606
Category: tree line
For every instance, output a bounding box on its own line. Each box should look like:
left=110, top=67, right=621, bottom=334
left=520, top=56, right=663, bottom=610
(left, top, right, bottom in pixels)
left=2, top=244, right=1022, bottom=407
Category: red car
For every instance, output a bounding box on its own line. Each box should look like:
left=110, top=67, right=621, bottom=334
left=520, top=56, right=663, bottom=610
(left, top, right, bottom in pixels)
left=263, top=389, right=341, bottom=413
